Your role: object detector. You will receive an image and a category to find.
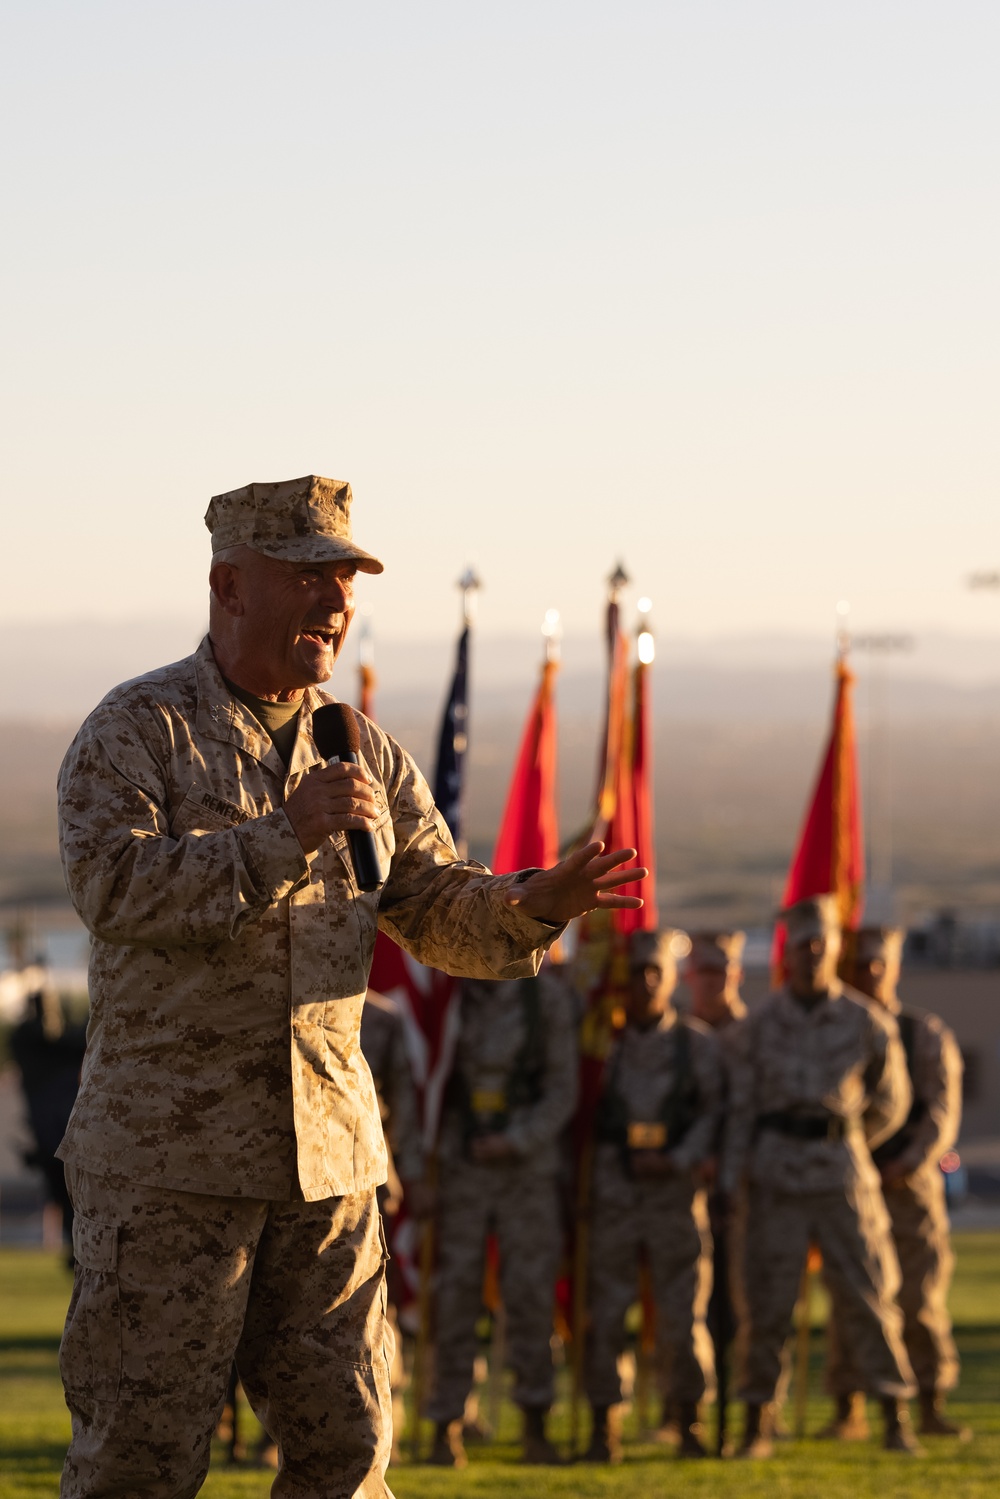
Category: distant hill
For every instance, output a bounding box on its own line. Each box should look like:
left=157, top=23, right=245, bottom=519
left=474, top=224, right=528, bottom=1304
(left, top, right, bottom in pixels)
left=0, top=619, right=996, bottom=921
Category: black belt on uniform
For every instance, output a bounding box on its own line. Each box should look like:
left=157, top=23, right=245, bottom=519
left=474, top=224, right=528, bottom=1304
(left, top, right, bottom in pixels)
left=756, top=1111, right=847, bottom=1142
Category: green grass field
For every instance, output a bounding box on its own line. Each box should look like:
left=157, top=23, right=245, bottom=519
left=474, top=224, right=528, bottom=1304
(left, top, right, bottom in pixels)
left=2, top=1235, right=997, bottom=1497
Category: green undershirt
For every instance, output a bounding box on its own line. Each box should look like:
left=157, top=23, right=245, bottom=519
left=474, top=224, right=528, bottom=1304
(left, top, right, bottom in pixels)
left=224, top=679, right=302, bottom=768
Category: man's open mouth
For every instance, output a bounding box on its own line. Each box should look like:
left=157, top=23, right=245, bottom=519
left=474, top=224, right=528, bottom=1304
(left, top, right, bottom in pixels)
left=301, top=628, right=336, bottom=648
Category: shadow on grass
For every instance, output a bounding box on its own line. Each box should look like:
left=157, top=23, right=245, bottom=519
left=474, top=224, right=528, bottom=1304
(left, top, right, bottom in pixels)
left=0, top=1334, right=62, bottom=1353
left=0, top=1439, right=67, bottom=1466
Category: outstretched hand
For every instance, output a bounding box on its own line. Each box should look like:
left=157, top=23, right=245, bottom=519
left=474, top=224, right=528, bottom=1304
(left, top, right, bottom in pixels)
left=503, top=842, right=647, bottom=926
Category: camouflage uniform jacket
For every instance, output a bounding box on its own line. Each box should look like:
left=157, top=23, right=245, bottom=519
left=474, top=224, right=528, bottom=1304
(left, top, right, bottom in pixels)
left=720, top=983, right=911, bottom=1196
left=878, top=1004, right=963, bottom=1182
left=595, top=1011, right=723, bottom=1177
left=360, top=989, right=425, bottom=1184
left=437, top=972, right=578, bottom=1176
left=56, top=637, right=558, bottom=1201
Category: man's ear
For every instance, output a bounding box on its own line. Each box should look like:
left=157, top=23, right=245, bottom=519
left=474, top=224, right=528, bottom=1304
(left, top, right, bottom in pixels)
left=209, top=561, right=245, bottom=617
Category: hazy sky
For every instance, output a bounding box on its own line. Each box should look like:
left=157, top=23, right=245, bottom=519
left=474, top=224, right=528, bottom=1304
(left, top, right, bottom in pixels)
left=2, top=1, right=998, bottom=647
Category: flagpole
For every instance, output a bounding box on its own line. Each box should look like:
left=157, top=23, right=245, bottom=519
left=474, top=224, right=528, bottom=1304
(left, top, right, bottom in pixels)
left=569, top=565, right=632, bottom=1459
left=357, top=604, right=376, bottom=720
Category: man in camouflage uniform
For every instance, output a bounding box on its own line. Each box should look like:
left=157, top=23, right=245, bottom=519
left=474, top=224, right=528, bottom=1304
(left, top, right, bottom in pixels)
left=425, top=969, right=577, bottom=1466
left=686, top=931, right=747, bottom=1034
left=360, top=989, right=429, bottom=1464
left=721, top=895, right=920, bottom=1458
left=819, top=926, right=967, bottom=1442
left=584, top=929, right=723, bottom=1462
left=685, top=930, right=747, bottom=1454
left=361, top=987, right=426, bottom=1213
left=54, top=475, right=645, bottom=1498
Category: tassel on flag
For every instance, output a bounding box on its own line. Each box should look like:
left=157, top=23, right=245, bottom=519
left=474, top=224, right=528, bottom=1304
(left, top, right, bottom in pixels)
left=771, top=650, right=865, bottom=984
left=492, top=612, right=561, bottom=876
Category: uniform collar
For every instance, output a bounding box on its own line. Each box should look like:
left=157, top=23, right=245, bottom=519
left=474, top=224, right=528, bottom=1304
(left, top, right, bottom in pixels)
left=193, top=635, right=332, bottom=780
left=776, top=982, right=844, bottom=1024
left=624, top=1007, right=679, bottom=1040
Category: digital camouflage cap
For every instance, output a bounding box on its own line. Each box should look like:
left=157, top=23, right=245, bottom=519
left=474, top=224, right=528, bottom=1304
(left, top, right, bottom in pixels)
left=628, top=928, right=691, bottom=968
left=205, top=475, right=384, bottom=573
left=854, top=925, right=906, bottom=965
left=780, top=893, right=841, bottom=946
left=688, top=930, right=746, bottom=972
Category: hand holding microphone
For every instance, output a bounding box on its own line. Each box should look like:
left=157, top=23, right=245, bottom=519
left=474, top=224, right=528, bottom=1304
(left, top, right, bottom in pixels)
left=283, top=704, right=385, bottom=892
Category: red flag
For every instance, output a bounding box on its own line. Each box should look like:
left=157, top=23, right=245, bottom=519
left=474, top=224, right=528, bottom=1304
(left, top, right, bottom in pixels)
left=771, top=656, right=865, bottom=982
left=615, top=636, right=658, bottom=931
left=574, top=595, right=634, bottom=1068
left=366, top=938, right=462, bottom=1144
left=492, top=657, right=560, bottom=875
left=358, top=662, right=376, bottom=721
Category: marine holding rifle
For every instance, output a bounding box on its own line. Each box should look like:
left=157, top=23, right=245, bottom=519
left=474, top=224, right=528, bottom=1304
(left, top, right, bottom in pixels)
left=720, top=895, right=921, bottom=1459
left=424, top=970, right=578, bottom=1468
left=583, top=928, right=723, bottom=1463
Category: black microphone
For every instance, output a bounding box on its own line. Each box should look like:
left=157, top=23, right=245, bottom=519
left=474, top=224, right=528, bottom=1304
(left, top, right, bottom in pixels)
left=311, top=703, right=384, bottom=894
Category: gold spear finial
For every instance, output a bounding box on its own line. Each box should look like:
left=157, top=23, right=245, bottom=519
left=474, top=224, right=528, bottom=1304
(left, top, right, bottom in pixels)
left=458, top=567, right=481, bottom=625
left=608, top=562, right=630, bottom=601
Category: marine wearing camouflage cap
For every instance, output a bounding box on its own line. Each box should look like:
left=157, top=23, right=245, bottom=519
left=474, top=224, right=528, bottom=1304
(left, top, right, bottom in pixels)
left=629, top=928, right=692, bottom=967
left=205, top=474, right=384, bottom=573
left=780, top=893, right=841, bottom=945
left=688, top=930, right=746, bottom=972
left=854, top=926, right=906, bottom=966
left=822, top=921, right=967, bottom=1441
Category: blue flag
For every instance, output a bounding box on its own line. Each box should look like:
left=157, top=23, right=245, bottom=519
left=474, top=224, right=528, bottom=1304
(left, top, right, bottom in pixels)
left=433, top=624, right=470, bottom=847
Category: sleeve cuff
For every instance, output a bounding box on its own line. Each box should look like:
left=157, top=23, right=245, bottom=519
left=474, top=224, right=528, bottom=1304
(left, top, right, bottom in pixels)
left=486, top=871, right=568, bottom=952
left=237, top=809, right=311, bottom=902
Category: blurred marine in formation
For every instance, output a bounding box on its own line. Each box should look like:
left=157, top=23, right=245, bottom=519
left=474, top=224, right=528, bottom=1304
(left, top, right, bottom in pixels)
left=820, top=925, right=968, bottom=1442
left=685, top=930, right=747, bottom=1454
left=425, top=970, right=577, bottom=1467
left=360, top=989, right=428, bottom=1460
left=584, top=929, right=722, bottom=1463
left=721, top=895, right=922, bottom=1457
left=361, top=987, right=426, bottom=1207
left=10, top=986, right=87, bottom=1258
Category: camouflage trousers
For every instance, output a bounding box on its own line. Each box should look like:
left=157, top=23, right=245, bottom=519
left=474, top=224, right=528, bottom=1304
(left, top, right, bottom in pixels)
left=425, top=1159, right=562, bottom=1423
left=825, top=1167, right=959, bottom=1396
left=739, top=1180, right=916, bottom=1404
left=585, top=1152, right=715, bottom=1407
left=60, top=1167, right=394, bottom=1498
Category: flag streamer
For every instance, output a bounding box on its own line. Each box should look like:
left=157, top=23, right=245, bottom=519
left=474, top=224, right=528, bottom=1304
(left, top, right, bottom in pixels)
left=771, top=656, right=865, bottom=983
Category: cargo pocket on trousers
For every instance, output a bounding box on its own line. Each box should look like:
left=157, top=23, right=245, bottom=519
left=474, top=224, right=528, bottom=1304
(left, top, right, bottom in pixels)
left=61, top=1217, right=122, bottom=1402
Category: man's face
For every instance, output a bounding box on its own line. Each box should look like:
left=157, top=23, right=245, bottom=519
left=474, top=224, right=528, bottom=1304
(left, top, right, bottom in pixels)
left=626, top=955, right=677, bottom=1028
left=853, top=953, right=900, bottom=1008
left=210, top=550, right=357, bottom=695
left=786, top=929, right=841, bottom=998
left=687, top=964, right=741, bottom=1026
